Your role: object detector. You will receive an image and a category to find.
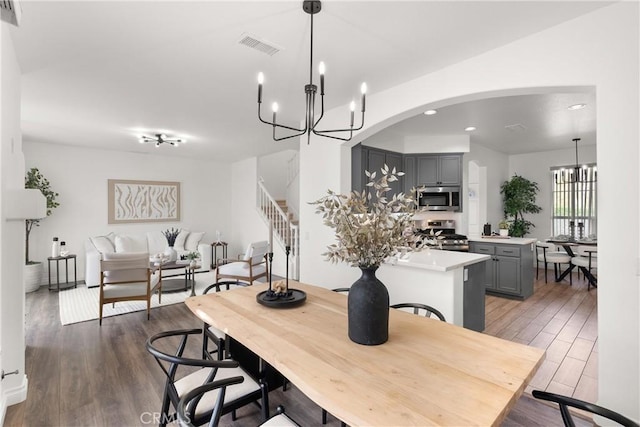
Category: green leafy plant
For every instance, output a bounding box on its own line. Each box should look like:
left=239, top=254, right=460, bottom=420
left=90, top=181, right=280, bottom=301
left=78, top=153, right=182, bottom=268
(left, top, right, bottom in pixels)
left=500, top=174, right=542, bottom=237
left=185, top=251, right=200, bottom=260
left=498, top=219, right=510, bottom=230
left=310, top=165, right=423, bottom=268
left=25, top=168, right=59, bottom=264
left=163, top=227, right=180, bottom=247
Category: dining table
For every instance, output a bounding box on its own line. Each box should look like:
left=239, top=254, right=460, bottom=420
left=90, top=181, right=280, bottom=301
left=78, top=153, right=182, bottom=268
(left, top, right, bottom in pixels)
left=547, top=239, right=598, bottom=288
left=185, top=280, right=544, bottom=426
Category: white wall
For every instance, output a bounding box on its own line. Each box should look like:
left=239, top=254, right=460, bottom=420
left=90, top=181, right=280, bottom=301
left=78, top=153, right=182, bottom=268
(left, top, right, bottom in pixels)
left=0, top=23, right=29, bottom=418
left=22, top=141, right=232, bottom=283
left=509, top=145, right=597, bottom=242
left=257, top=149, right=297, bottom=201
left=299, top=3, right=639, bottom=420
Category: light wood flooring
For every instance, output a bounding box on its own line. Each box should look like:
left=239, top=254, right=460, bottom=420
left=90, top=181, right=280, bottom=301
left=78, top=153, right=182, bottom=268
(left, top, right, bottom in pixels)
left=4, top=269, right=596, bottom=427
left=484, top=268, right=598, bottom=406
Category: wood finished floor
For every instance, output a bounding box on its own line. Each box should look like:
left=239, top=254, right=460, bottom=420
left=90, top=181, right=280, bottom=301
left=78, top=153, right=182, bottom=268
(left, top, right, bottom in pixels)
left=4, top=269, right=596, bottom=427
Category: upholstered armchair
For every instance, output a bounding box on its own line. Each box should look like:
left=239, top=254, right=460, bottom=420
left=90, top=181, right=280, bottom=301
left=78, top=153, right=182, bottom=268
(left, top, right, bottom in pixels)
left=215, top=241, right=269, bottom=286
left=99, top=252, right=161, bottom=325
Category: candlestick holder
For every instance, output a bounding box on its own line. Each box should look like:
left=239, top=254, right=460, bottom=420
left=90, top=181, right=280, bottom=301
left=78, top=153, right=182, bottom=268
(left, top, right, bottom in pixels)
left=256, top=246, right=306, bottom=308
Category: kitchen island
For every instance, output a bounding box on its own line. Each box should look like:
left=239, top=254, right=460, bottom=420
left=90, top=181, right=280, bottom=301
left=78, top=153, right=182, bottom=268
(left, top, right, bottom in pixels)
left=377, top=249, right=490, bottom=331
left=468, top=237, right=537, bottom=299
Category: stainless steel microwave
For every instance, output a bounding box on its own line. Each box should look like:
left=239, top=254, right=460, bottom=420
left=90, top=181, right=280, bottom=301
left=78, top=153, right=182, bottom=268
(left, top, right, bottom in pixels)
left=418, top=187, right=461, bottom=211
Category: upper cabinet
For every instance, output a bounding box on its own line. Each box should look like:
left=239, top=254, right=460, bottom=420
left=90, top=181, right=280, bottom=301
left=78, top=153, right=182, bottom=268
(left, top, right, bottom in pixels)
left=352, top=145, right=463, bottom=209
left=416, top=154, right=462, bottom=186
left=352, top=145, right=403, bottom=197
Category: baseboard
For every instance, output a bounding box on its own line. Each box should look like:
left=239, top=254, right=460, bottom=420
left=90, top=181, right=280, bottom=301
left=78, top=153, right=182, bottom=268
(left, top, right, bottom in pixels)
left=1, top=374, right=28, bottom=422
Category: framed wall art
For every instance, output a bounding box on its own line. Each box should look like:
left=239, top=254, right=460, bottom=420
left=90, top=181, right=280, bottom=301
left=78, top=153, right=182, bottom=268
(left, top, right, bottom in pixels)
left=108, top=179, right=180, bottom=224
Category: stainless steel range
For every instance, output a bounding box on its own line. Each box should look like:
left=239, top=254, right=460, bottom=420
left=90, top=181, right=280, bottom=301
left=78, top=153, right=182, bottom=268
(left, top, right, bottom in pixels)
left=414, top=219, right=469, bottom=252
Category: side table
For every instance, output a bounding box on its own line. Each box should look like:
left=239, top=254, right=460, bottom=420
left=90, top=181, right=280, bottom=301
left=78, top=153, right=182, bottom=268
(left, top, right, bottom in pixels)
left=210, top=241, right=228, bottom=269
left=48, top=254, right=78, bottom=291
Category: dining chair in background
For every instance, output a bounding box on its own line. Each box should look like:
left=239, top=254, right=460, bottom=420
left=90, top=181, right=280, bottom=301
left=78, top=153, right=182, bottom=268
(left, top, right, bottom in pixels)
left=146, top=328, right=270, bottom=427
left=536, top=242, right=572, bottom=284
left=571, top=246, right=598, bottom=290
left=99, top=251, right=162, bottom=325
left=532, top=390, right=638, bottom=427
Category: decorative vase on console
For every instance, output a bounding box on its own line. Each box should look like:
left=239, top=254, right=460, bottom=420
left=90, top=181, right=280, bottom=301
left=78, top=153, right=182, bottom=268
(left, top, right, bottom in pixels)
left=162, top=227, right=180, bottom=262
left=310, top=166, right=426, bottom=345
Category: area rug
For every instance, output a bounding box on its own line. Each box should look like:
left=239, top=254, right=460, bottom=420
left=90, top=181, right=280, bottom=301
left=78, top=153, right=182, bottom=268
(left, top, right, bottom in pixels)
left=59, top=271, right=218, bottom=325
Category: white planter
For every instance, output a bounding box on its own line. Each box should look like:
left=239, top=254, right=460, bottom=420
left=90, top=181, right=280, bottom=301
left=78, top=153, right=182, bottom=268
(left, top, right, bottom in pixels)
left=499, top=229, right=509, bottom=237
left=24, top=262, right=43, bottom=293
left=164, top=246, right=178, bottom=262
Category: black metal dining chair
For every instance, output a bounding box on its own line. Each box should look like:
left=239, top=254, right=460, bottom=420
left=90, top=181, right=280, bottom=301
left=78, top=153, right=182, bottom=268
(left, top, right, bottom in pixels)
left=391, top=302, right=446, bottom=321
left=146, top=328, right=270, bottom=427
left=176, top=380, right=300, bottom=427
left=532, top=390, right=638, bottom=427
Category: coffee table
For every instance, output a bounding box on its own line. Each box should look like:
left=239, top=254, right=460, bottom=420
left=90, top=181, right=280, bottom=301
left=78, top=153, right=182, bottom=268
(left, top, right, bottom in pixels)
left=152, top=261, right=199, bottom=294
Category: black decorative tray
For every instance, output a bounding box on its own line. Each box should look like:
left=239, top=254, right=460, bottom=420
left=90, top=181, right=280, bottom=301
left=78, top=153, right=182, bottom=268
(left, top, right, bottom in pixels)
left=256, top=289, right=307, bottom=308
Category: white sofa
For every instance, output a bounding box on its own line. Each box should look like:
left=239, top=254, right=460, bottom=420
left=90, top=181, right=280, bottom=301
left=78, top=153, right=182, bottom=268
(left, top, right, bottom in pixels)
left=85, top=229, right=211, bottom=288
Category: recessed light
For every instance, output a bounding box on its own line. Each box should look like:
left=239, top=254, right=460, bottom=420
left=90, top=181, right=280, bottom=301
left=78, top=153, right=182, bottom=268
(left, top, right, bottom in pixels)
left=568, top=103, right=586, bottom=110
left=424, top=109, right=437, bottom=115
left=465, top=126, right=476, bottom=132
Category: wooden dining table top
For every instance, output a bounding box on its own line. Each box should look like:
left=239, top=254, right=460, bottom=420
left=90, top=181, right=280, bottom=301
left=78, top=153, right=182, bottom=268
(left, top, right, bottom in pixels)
left=185, top=281, right=545, bottom=426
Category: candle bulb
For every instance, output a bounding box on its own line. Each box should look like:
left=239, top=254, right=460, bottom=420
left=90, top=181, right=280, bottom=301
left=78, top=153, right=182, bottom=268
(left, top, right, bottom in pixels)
left=349, top=101, right=355, bottom=127
left=319, top=62, right=325, bottom=95
left=360, top=82, right=367, bottom=112
left=257, top=72, right=264, bottom=103
left=272, top=102, right=278, bottom=125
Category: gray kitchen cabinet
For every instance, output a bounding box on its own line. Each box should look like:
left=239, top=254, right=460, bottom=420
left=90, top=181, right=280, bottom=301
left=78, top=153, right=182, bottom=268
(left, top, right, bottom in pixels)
left=469, top=241, right=534, bottom=299
left=403, top=155, right=417, bottom=195
left=417, top=154, right=462, bottom=186
left=463, top=261, right=486, bottom=332
left=351, top=144, right=403, bottom=198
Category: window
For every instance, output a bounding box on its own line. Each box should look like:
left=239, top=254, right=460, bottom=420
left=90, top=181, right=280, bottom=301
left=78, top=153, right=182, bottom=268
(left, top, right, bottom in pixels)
left=551, top=164, right=597, bottom=238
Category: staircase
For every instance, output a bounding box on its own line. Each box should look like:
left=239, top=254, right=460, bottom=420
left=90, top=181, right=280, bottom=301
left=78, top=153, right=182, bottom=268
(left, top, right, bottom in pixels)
left=257, top=179, right=300, bottom=280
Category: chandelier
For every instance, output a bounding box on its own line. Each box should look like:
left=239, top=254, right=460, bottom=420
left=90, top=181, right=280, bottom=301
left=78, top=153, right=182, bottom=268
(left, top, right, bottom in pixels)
left=138, top=134, right=186, bottom=147
left=256, top=0, right=366, bottom=143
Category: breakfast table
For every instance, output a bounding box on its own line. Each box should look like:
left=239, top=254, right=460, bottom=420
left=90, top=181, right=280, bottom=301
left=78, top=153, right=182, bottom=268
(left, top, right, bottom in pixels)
left=185, top=281, right=544, bottom=426
left=547, top=239, right=598, bottom=288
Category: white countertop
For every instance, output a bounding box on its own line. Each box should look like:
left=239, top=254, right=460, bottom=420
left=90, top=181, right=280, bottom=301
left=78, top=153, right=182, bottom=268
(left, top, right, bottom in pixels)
left=468, top=236, right=537, bottom=245
left=389, top=249, right=490, bottom=272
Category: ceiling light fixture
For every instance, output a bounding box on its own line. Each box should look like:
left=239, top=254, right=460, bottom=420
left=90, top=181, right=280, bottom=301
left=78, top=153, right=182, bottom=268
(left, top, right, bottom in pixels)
left=568, top=103, right=586, bottom=110
left=465, top=126, right=476, bottom=132
left=256, top=0, right=366, bottom=144
left=138, top=134, right=186, bottom=148
left=424, top=109, right=438, bottom=115
left=558, top=138, right=590, bottom=183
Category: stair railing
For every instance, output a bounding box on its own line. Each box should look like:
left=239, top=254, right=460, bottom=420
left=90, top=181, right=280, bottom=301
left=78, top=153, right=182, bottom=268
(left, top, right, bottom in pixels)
left=257, top=178, right=300, bottom=280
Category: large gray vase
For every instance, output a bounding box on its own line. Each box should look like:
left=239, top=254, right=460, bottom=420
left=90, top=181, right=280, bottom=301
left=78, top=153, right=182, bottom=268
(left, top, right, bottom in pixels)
left=348, top=266, right=389, bottom=345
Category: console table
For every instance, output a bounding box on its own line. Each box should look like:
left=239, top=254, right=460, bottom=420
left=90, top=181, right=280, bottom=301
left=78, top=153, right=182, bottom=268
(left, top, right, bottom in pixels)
left=210, top=241, right=228, bottom=269
left=47, top=254, right=77, bottom=291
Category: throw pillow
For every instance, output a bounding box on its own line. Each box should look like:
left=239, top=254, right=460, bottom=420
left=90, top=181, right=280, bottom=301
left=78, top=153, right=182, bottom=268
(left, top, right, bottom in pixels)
left=90, top=233, right=116, bottom=254
left=147, top=231, right=168, bottom=254
left=115, top=235, right=148, bottom=253
left=174, top=228, right=190, bottom=251
left=185, top=231, right=205, bottom=251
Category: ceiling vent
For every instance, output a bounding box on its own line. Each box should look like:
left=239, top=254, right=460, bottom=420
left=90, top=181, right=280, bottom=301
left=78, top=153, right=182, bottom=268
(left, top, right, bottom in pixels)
left=238, top=33, right=282, bottom=56
left=1, top=0, right=21, bottom=27
left=505, top=123, right=527, bottom=133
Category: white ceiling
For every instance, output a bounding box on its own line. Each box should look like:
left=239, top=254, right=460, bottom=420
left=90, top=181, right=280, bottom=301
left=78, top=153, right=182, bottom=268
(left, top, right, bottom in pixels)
left=10, top=1, right=608, bottom=161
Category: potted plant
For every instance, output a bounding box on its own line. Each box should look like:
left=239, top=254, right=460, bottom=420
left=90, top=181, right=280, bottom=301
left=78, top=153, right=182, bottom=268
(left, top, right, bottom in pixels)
left=310, top=165, right=422, bottom=345
left=25, top=167, right=60, bottom=292
left=498, top=219, right=510, bottom=237
left=500, top=174, right=542, bottom=237
left=185, top=251, right=200, bottom=268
